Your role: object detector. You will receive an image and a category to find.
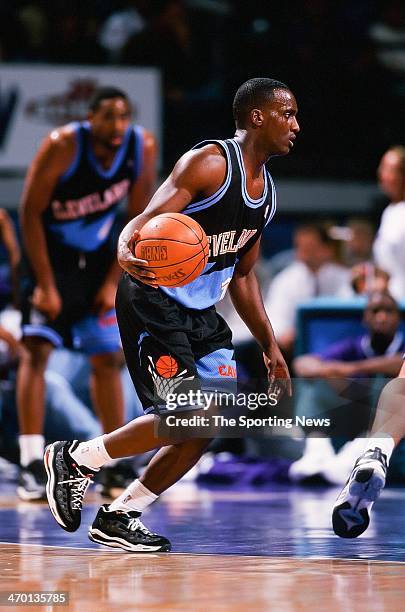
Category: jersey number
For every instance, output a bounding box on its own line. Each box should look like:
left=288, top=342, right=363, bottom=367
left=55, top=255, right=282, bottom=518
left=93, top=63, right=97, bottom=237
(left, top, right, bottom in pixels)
left=220, top=277, right=232, bottom=300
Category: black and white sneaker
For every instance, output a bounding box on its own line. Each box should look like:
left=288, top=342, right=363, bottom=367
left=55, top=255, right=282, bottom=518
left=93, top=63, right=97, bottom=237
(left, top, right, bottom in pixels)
left=17, top=460, right=47, bottom=501
left=88, top=505, right=171, bottom=552
left=332, top=447, right=388, bottom=538
left=44, top=441, right=98, bottom=532
left=96, top=460, right=138, bottom=498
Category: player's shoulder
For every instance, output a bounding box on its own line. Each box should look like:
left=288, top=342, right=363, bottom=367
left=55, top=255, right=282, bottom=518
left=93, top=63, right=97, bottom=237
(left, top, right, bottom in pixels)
left=136, top=126, right=157, bottom=156
left=32, top=122, right=80, bottom=173
left=180, top=142, right=227, bottom=174
left=41, top=122, right=79, bottom=158
left=172, top=143, right=227, bottom=192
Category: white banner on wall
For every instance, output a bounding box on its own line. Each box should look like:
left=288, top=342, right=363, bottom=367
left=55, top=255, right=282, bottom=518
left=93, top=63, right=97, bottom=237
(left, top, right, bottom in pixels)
left=0, top=64, right=161, bottom=170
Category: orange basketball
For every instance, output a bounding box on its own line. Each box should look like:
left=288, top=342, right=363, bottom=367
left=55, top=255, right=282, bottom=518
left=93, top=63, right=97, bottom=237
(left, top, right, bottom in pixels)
left=155, top=355, right=178, bottom=378
left=135, top=213, right=209, bottom=287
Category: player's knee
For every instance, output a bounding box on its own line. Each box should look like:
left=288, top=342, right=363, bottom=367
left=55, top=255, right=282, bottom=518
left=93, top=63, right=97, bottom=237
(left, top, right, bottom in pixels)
left=380, top=377, right=405, bottom=401
left=90, top=351, right=124, bottom=374
left=20, top=338, right=52, bottom=371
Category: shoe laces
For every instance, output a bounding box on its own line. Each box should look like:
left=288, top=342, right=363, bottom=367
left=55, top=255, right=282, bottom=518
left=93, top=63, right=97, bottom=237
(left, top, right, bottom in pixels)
left=58, top=470, right=94, bottom=510
left=127, top=517, right=152, bottom=535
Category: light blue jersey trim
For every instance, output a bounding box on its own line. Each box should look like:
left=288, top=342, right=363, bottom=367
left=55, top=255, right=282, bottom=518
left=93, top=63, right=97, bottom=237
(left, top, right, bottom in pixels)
left=265, top=170, right=277, bottom=227
left=229, top=139, right=268, bottom=208
left=161, top=265, right=235, bottom=309
left=134, top=125, right=144, bottom=179
left=138, top=331, right=150, bottom=361
left=87, top=123, right=133, bottom=179
left=22, top=325, right=63, bottom=347
left=59, top=122, right=82, bottom=182
left=184, top=140, right=232, bottom=212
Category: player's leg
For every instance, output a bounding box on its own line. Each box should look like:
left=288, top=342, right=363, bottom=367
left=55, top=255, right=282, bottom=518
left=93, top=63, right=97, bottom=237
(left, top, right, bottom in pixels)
left=332, top=361, right=405, bottom=538
left=72, top=310, right=138, bottom=496
left=88, top=435, right=212, bottom=552
left=89, top=351, right=125, bottom=433
left=43, top=274, right=203, bottom=539
left=89, top=349, right=141, bottom=497
left=16, top=336, right=54, bottom=500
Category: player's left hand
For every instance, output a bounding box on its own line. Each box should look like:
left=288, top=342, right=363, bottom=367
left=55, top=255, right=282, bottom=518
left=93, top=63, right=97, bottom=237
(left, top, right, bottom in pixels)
left=263, top=344, right=292, bottom=398
left=93, top=281, right=117, bottom=315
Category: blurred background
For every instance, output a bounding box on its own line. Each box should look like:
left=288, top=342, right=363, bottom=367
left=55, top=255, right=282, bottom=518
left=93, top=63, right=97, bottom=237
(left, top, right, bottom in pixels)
left=1, top=2, right=404, bottom=171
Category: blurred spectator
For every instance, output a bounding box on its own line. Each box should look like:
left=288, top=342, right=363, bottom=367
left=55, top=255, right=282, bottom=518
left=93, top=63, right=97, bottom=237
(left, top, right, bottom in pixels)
left=264, top=223, right=353, bottom=360
left=122, top=0, right=197, bottom=99
left=16, top=2, right=49, bottom=61
left=373, top=146, right=405, bottom=299
left=369, top=1, right=405, bottom=80
left=350, top=262, right=389, bottom=296
left=290, top=290, right=404, bottom=485
left=331, top=217, right=375, bottom=267
left=98, top=1, right=145, bottom=63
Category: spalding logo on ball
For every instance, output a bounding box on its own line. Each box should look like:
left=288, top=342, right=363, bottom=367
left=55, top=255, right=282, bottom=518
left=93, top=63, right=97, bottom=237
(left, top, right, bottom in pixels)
left=135, top=213, right=209, bottom=287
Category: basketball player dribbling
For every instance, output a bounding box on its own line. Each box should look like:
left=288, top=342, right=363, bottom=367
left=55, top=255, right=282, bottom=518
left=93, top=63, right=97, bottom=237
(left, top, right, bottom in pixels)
left=44, top=78, right=300, bottom=552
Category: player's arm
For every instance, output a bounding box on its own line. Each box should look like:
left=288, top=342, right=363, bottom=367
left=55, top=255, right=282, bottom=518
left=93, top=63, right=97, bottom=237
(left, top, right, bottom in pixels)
left=293, top=354, right=334, bottom=377
left=94, top=130, right=158, bottom=312
left=229, top=240, right=292, bottom=395
left=20, top=129, right=74, bottom=319
left=336, top=355, right=404, bottom=378
left=127, top=129, right=158, bottom=218
left=118, top=145, right=226, bottom=285
left=0, top=208, right=21, bottom=306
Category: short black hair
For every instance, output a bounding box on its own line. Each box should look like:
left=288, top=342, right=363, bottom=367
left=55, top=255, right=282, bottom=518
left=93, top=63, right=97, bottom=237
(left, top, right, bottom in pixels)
left=232, top=78, right=290, bottom=128
left=88, top=86, right=130, bottom=112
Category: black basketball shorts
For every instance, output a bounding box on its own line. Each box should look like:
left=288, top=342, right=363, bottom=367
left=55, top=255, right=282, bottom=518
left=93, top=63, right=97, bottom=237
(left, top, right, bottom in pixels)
left=115, top=273, right=237, bottom=414
left=20, top=242, right=120, bottom=354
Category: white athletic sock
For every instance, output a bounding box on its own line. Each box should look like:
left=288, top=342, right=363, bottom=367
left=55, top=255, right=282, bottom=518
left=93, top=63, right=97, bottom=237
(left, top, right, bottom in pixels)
left=364, top=434, right=395, bottom=463
left=19, top=434, right=45, bottom=467
left=70, top=436, right=112, bottom=470
left=108, top=479, right=158, bottom=513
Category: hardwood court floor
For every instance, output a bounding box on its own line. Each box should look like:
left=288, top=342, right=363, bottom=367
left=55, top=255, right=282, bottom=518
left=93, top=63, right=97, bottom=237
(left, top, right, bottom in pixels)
left=0, top=482, right=404, bottom=610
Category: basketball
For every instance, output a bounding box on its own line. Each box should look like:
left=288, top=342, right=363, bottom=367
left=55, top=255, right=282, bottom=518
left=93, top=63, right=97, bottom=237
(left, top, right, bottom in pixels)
left=134, top=213, right=209, bottom=287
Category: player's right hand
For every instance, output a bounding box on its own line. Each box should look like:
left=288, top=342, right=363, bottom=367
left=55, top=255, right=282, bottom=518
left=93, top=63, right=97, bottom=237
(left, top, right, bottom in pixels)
left=118, top=229, right=158, bottom=287
left=32, top=284, right=62, bottom=320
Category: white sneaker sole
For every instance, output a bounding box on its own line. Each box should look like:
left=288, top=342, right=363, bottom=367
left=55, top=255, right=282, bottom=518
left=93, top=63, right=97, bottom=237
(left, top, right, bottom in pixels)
left=332, top=467, right=385, bottom=538
left=88, top=528, right=170, bottom=553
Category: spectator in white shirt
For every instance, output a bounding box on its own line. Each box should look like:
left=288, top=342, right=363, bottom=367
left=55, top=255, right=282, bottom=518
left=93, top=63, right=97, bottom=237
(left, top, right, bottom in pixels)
left=264, top=223, right=353, bottom=359
left=373, top=145, right=405, bottom=300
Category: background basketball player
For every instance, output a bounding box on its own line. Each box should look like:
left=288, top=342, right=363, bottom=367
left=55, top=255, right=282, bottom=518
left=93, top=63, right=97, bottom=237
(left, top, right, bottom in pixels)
left=17, top=87, right=157, bottom=500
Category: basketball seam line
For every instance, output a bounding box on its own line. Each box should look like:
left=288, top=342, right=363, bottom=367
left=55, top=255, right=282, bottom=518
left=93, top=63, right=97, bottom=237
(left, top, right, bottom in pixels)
left=159, top=214, right=204, bottom=244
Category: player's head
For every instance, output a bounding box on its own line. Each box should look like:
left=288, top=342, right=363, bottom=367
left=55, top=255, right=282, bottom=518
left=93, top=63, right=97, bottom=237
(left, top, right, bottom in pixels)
left=232, top=78, right=299, bottom=156
left=364, top=291, right=400, bottom=341
left=88, top=87, right=132, bottom=150
left=377, top=145, right=405, bottom=202
left=294, top=223, right=336, bottom=271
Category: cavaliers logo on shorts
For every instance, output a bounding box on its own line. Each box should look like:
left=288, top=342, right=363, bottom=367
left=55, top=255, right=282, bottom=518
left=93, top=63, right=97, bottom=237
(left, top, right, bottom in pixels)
left=147, top=355, right=194, bottom=402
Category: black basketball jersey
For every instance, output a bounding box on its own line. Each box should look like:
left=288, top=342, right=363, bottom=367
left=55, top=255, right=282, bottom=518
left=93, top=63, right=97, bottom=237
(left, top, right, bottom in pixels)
left=42, top=121, right=144, bottom=252
left=162, top=138, right=276, bottom=309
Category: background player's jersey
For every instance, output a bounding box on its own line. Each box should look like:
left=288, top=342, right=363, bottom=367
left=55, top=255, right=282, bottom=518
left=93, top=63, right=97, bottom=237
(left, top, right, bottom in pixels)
left=162, top=138, right=276, bottom=309
left=42, top=121, right=144, bottom=252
